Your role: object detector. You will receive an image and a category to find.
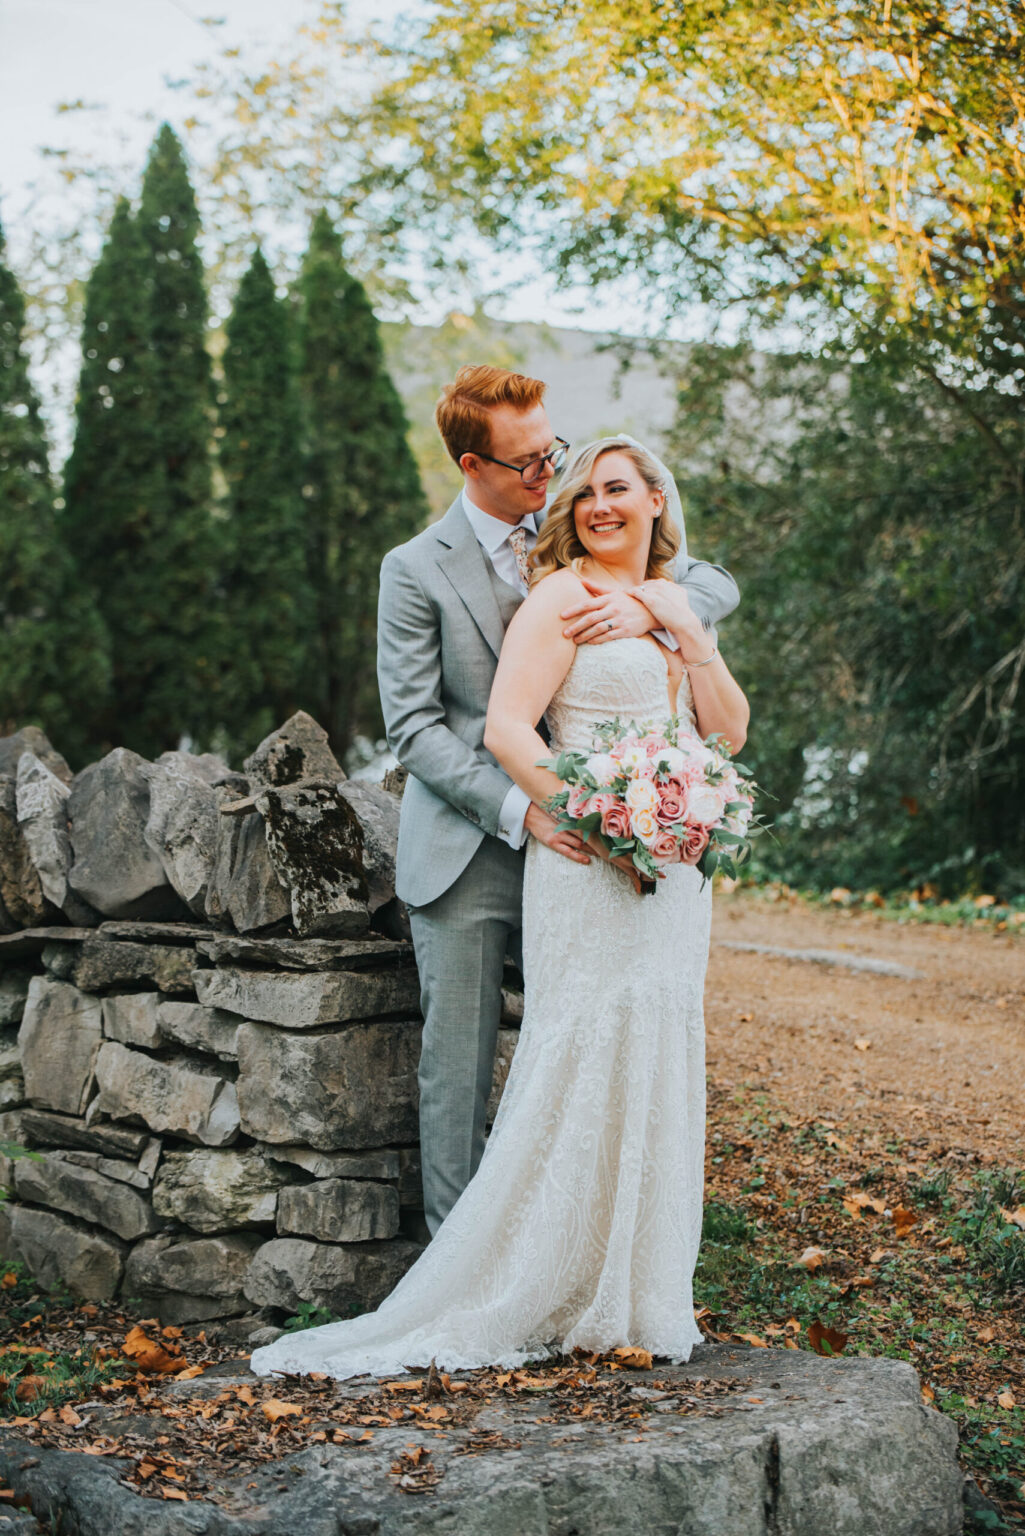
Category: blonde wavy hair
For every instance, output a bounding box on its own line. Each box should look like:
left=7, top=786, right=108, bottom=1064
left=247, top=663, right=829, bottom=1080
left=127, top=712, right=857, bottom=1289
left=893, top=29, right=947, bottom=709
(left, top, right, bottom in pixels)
left=529, top=439, right=681, bottom=586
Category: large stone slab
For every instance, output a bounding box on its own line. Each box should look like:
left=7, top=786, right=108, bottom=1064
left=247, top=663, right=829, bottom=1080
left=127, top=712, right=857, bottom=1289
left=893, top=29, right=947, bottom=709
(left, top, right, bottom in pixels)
left=18, top=978, right=103, bottom=1115
left=56, top=1147, right=157, bottom=1191
left=0, top=926, right=95, bottom=962
left=94, top=1041, right=239, bottom=1147
left=276, top=1178, right=399, bottom=1243
left=256, top=781, right=370, bottom=939
left=244, top=711, right=344, bottom=789
left=195, top=965, right=419, bottom=1028
left=67, top=748, right=191, bottom=921
left=7, top=1205, right=124, bottom=1300
left=97, top=920, right=214, bottom=944
left=142, top=754, right=223, bottom=917
left=337, top=781, right=398, bottom=913
left=236, top=1019, right=421, bottom=1149
left=124, top=1232, right=259, bottom=1323
left=70, top=938, right=197, bottom=995
left=153, top=1148, right=290, bottom=1233
left=0, top=970, right=31, bottom=1026
left=14, top=1152, right=160, bottom=1241
left=195, top=932, right=412, bottom=972
left=15, top=1108, right=155, bottom=1160
left=205, top=786, right=291, bottom=934
left=243, top=1235, right=422, bottom=1316
left=0, top=1345, right=966, bottom=1536
left=15, top=752, right=99, bottom=924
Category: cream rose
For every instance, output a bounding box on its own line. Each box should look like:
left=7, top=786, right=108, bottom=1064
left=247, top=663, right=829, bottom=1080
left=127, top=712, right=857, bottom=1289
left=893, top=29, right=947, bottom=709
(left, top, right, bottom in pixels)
left=686, top=782, right=727, bottom=826
left=625, top=776, right=659, bottom=814
left=630, top=807, right=660, bottom=847
left=618, top=744, right=648, bottom=773
left=651, top=745, right=687, bottom=777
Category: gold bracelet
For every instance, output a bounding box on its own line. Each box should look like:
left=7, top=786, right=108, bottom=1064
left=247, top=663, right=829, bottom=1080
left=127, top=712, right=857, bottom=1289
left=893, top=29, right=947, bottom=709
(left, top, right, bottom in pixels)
left=683, top=645, right=718, bottom=668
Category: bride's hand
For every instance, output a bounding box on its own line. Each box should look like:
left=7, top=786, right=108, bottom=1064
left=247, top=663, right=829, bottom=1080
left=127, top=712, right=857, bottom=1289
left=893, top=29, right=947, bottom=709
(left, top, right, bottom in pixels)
left=628, top=580, right=708, bottom=655
left=586, top=834, right=645, bottom=896
left=561, top=580, right=656, bottom=645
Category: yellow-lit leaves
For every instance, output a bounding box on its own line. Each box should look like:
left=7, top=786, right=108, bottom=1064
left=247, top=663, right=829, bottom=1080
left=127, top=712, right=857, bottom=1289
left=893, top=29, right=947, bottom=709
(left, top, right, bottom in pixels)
left=261, top=1399, right=303, bottom=1422
left=122, top=1326, right=185, bottom=1376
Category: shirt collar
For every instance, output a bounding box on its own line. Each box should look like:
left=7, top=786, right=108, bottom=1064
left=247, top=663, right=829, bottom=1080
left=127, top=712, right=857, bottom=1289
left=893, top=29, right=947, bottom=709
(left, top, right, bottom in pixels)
left=461, top=488, right=537, bottom=552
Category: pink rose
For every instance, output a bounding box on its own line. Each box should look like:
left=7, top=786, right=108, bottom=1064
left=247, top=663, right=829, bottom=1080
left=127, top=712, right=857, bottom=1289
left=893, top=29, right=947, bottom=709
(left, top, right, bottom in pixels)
left=590, top=791, right=618, bottom=817
left=635, top=759, right=657, bottom=780
left=681, top=825, right=710, bottom=865
left=645, top=736, right=671, bottom=758
left=601, top=803, right=632, bottom=840
left=566, top=784, right=591, bottom=818
left=656, top=786, right=686, bottom=825
left=651, top=827, right=682, bottom=862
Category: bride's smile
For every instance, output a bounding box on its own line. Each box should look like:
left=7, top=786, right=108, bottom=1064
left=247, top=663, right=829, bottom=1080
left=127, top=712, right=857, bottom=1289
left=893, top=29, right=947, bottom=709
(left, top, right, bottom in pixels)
left=572, top=450, right=665, bottom=573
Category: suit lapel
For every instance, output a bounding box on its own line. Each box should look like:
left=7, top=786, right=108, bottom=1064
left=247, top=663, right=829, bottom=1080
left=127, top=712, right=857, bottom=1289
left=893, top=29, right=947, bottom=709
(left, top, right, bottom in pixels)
left=433, top=498, right=508, bottom=660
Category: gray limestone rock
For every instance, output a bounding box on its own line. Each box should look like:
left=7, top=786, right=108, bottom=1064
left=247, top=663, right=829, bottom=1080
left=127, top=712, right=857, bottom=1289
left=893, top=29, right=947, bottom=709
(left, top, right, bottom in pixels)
left=336, top=780, right=399, bottom=913
left=205, top=786, right=291, bottom=934
left=67, top=748, right=191, bottom=921
left=0, top=1031, right=20, bottom=1082
left=15, top=1108, right=155, bottom=1160
left=196, top=931, right=411, bottom=971
left=142, top=755, right=222, bottom=917
left=0, top=773, right=52, bottom=929
left=8, top=1204, right=124, bottom=1300
left=153, top=1148, right=290, bottom=1233
left=0, top=725, right=72, bottom=786
left=0, top=1077, right=24, bottom=1111
left=94, top=1041, right=240, bottom=1146
left=0, top=970, right=30, bottom=1026
left=15, top=751, right=99, bottom=924
left=97, top=919, right=213, bottom=944
left=155, top=1000, right=240, bottom=1060
left=101, top=993, right=163, bottom=1050
left=276, top=1178, right=399, bottom=1243
left=18, top=977, right=103, bottom=1116
left=125, top=1231, right=260, bottom=1314
left=266, top=1145, right=400, bottom=1181
left=236, top=1018, right=421, bottom=1149
left=244, top=1235, right=422, bottom=1316
left=71, top=938, right=197, bottom=994
left=486, top=1027, right=521, bottom=1124
left=194, top=964, right=419, bottom=1028
left=41, top=941, right=78, bottom=979
left=244, top=711, right=344, bottom=789
left=14, top=1152, right=160, bottom=1241
left=256, top=780, right=370, bottom=939
left=56, top=1147, right=156, bottom=1191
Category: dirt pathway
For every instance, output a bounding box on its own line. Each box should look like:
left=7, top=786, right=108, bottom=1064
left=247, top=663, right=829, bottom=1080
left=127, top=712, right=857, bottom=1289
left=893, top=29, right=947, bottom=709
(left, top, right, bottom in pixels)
left=706, top=891, right=1024, bottom=1162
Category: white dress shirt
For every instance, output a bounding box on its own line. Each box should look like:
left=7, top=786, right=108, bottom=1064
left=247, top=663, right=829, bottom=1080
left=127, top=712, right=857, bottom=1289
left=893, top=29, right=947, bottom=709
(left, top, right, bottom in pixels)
left=461, top=490, right=536, bottom=849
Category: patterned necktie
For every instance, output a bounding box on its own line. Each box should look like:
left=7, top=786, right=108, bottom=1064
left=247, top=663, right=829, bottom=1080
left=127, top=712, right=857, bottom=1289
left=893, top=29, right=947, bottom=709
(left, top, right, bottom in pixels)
left=507, top=526, right=532, bottom=589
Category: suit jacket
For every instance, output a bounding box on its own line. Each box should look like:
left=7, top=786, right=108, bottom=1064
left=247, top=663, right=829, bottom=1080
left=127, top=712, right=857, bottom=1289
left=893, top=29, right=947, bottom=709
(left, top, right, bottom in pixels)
left=377, top=496, right=739, bottom=908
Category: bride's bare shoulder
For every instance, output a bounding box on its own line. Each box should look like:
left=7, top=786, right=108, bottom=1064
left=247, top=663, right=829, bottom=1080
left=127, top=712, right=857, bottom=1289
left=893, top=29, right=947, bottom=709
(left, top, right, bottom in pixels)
left=523, top=566, right=588, bottom=612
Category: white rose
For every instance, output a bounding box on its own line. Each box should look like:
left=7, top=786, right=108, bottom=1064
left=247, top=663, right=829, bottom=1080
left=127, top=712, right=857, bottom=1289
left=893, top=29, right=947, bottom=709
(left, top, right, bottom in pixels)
left=686, top=782, right=726, bottom=826
left=584, top=752, right=619, bottom=786
left=625, top=777, right=659, bottom=814
left=727, top=801, right=753, bottom=834
left=652, top=745, right=686, bottom=776
left=630, top=807, right=660, bottom=846
left=619, top=744, right=648, bottom=772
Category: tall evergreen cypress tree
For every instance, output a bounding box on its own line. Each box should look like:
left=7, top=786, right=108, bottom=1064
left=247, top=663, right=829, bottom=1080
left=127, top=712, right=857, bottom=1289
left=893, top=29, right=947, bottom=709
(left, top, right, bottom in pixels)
left=218, top=248, right=312, bottom=752
left=0, top=220, right=111, bottom=764
left=297, top=211, right=428, bottom=757
left=62, top=124, right=224, bottom=759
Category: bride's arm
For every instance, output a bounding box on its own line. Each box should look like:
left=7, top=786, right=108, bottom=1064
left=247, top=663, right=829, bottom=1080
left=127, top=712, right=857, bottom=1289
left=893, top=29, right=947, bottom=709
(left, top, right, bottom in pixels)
left=631, top=579, right=750, bottom=752
left=484, top=571, right=580, bottom=805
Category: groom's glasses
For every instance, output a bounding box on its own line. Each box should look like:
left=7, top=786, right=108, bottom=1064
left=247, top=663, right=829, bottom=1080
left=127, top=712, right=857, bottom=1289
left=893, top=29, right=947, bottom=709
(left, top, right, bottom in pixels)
left=468, top=437, right=570, bottom=485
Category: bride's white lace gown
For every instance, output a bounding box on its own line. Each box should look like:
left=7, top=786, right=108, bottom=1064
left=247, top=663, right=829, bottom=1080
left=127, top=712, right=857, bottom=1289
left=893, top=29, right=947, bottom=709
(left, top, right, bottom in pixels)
left=250, top=638, right=712, bottom=1380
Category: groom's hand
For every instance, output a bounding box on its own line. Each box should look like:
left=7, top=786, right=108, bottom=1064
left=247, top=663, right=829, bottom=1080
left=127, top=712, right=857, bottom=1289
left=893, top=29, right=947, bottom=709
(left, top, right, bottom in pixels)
left=524, top=803, right=591, bottom=864
left=561, top=579, right=655, bottom=645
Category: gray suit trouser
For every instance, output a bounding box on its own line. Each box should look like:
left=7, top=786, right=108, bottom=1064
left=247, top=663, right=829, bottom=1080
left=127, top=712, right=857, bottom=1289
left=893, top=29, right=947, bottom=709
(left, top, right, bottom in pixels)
left=408, top=838, right=525, bottom=1236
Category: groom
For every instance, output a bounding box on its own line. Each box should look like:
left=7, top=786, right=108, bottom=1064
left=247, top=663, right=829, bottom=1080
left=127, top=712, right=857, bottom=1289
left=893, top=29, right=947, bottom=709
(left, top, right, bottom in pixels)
left=377, top=365, right=739, bottom=1236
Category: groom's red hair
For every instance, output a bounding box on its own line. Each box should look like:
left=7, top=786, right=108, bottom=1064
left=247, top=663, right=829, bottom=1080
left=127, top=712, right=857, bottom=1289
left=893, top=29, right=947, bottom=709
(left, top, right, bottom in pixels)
left=435, top=365, right=547, bottom=465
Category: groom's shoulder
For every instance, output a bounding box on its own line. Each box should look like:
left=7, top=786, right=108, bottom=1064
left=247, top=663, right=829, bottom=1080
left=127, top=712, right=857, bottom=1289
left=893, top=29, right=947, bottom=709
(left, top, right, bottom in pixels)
left=381, top=503, right=457, bottom=576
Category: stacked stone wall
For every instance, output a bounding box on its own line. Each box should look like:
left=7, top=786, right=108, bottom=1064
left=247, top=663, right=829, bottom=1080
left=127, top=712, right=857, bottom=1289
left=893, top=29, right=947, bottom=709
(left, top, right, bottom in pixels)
left=0, top=716, right=523, bottom=1342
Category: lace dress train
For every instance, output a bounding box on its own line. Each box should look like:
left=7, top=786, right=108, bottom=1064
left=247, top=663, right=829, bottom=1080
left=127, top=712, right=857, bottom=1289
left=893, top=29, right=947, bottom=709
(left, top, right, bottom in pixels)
left=250, top=639, right=712, bottom=1380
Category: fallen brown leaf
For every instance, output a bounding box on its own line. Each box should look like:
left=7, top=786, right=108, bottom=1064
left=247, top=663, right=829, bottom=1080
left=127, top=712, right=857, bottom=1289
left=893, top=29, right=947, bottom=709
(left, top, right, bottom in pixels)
left=807, top=1320, right=848, bottom=1357
left=794, top=1246, right=828, bottom=1271
left=612, top=1347, right=653, bottom=1370
left=997, top=1390, right=1016, bottom=1410
left=261, top=1399, right=302, bottom=1422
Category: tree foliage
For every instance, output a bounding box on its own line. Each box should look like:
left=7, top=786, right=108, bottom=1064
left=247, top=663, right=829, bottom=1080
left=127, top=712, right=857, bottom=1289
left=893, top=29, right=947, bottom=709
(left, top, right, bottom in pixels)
left=295, top=211, right=429, bottom=758
left=61, top=125, right=226, bottom=760
left=0, top=221, right=111, bottom=764
left=218, top=247, right=313, bottom=754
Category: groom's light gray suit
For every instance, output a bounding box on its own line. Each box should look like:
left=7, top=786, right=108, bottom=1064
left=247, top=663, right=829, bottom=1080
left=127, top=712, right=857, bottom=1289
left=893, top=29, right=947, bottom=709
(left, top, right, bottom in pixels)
left=377, top=495, right=739, bottom=1235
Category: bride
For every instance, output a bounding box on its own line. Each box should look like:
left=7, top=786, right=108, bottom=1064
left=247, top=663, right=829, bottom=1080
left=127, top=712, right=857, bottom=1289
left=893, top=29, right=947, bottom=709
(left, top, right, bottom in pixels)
left=250, top=437, right=749, bottom=1380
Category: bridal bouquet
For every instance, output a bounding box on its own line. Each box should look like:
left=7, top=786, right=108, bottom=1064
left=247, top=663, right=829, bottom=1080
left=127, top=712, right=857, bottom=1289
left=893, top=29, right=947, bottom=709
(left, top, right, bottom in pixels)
left=539, top=716, right=762, bottom=888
